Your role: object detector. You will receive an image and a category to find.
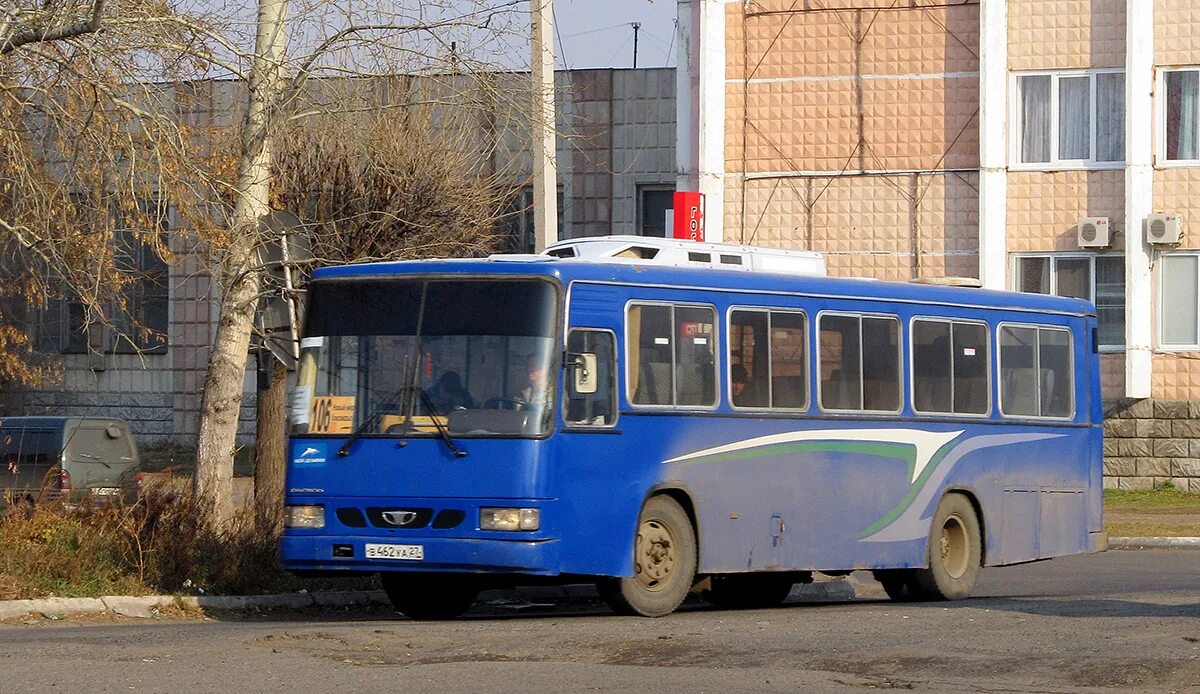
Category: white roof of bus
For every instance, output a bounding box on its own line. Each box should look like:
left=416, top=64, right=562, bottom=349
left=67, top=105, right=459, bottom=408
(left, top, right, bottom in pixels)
left=538, top=235, right=827, bottom=277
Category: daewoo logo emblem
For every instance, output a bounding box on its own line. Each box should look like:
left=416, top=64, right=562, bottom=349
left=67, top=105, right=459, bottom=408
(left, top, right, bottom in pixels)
left=381, top=511, right=418, bottom=526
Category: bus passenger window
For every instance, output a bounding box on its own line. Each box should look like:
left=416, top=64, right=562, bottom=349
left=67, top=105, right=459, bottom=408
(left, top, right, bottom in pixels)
left=565, top=330, right=616, bottom=426
left=1000, top=325, right=1071, bottom=418
left=628, top=303, right=716, bottom=407
left=912, top=320, right=953, bottom=413
left=1039, top=328, right=1073, bottom=417
left=862, top=317, right=900, bottom=411
left=820, top=314, right=899, bottom=412
left=769, top=312, right=807, bottom=409
left=912, top=319, right=989, bottom=415
left=953, top=323, right=989, bottom=414
left=1000, top=326, right=1039, bottom=416
left=629, top=304, right=673, bottom=406
left=820, top=315, right=862, bottom=410
left=676, top=306, right=716, bottom=406
left=730, top=311, right=769, bottom=408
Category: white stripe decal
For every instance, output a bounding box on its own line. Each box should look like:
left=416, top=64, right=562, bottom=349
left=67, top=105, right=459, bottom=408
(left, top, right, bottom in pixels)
left=663, top=428, right=964, bottom=484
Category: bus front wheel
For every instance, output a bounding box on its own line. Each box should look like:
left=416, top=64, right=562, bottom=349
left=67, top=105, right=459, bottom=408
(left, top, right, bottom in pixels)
left=599, top=495, right=697, bottom=617
left=381, top=572, right=479, bottom=620
left=912, top=493, right=982, bottom=600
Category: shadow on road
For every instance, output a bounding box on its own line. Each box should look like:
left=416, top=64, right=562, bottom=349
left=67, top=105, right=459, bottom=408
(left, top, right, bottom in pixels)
left=942, top=596, right=1200, bottom=619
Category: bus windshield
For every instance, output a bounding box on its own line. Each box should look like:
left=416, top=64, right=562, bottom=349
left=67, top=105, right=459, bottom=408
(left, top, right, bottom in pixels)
left=293, top=278, right=559, bottom=438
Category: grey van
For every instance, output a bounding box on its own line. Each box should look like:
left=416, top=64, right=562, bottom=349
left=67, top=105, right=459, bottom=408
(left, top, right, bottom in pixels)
left=0, top=417, right=140, bottom=504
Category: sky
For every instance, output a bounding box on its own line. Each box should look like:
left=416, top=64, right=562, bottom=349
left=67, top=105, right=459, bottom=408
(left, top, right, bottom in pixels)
left=552, top=0, right=678, bottom=69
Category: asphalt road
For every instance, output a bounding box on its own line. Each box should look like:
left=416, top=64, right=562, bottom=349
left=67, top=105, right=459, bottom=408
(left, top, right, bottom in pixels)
left=1, top=549, right=1198, bottom=693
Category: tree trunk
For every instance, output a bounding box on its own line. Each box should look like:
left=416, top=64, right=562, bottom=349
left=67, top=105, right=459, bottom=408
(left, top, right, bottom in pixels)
left=193, top=0, right=289, bottom=532
left=254, top=357, right=288, bottom=535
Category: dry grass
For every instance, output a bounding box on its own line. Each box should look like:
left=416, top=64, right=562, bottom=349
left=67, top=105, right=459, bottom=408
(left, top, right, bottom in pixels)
left=1104, top=487, right=1200, bottom=537
left=0, top=484, right=374, bottom=601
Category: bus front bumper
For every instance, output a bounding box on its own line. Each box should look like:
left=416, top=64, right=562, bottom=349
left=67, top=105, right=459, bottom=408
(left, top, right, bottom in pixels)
left=280, top=534, right=562, bottom=576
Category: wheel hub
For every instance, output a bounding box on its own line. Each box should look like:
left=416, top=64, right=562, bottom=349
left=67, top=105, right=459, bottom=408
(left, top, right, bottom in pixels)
left=634, top=518, right=676, bottom=590
left=940, top=513, right=969, bottom=579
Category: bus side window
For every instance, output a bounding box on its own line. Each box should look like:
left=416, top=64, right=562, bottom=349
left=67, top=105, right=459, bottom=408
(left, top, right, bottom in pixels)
left=565, top=330, right=617, bottom=426
left=999, top=325, right=1073, bottom=418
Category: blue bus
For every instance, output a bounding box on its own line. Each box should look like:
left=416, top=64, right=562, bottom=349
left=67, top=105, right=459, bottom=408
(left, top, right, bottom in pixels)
left=282, top=237, right=1104, bottom=619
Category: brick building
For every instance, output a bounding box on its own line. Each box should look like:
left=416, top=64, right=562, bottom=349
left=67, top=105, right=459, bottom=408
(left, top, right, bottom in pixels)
left=674, top=0, right=1200, bottom=487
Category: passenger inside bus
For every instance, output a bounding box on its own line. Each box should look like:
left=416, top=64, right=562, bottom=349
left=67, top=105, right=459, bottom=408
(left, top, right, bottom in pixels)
left=427, top=371, right=475, bottom=412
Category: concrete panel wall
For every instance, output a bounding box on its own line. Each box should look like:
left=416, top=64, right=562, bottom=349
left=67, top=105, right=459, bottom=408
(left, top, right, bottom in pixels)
left=1155, top=0, right=1200, bottom=65
left=1009, top=0, right=1125, bottom=70
left=1006, top=171, right=1127, bottom=252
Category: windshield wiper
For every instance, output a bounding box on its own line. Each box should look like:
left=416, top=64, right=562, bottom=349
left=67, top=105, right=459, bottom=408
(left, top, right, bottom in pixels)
left=412, top=387, right=467, bottom=459
left=337, top=385, right=466, bottom=459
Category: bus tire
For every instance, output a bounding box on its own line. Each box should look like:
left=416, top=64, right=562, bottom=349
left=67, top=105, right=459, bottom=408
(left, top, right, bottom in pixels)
left=912, top=493, right=982, bottom=600
left=701, top=573, right=795, bottom=609
left=381, top=572, right=479, bottom=620
left=599, top=495, right=697, bottom=617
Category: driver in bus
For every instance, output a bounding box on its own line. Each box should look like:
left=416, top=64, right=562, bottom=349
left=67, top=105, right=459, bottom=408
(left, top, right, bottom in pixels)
left=518, top=352, right=550, bottom=412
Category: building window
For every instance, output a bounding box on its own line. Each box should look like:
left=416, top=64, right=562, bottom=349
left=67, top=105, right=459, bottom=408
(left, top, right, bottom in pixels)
left=1014, top=71, right=1124, bottom=167
left=108, top=200, right=169, bottom=354
left=38, top=200, right=169, bottom=355
left=1163, top=68, right=1200, bottom=163
left=502, top=187, right=563, bottom=253
left=1160, top=254, right=1200, bottom=348
left=1012, top=254, right=1124, bottom=350
left=637, top=185, right=674, bottom=237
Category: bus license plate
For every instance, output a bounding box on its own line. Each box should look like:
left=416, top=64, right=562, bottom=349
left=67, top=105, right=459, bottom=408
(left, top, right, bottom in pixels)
left=364, top=543, right=424, bottom=561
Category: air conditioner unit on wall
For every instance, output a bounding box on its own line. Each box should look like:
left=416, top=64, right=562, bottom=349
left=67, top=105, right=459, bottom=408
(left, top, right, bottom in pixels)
left=1077, top=217, right=1111, bottom=249
left=1145, top=213, right=1183, bottom=245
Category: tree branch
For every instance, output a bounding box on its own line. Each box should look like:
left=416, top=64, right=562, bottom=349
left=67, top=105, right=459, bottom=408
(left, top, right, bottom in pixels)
left=0, top=0, right=106, bottom=56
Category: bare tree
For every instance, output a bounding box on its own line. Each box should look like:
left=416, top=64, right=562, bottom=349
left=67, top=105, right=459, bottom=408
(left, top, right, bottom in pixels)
left=2, top=0, right=531, bottom=531
left=188, top=1, right=529, bottom=531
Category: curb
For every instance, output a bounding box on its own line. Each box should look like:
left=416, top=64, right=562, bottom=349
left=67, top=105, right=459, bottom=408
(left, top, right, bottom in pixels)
left=0, top=580, right=858, bottom=621
left=0, top=590, right=390, bottom=621
left=1108, top=536, right=1200, bottom=549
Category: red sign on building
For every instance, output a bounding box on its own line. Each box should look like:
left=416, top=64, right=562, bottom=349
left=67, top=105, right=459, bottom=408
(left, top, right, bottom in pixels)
left=672, top=191, right=705, bottom=241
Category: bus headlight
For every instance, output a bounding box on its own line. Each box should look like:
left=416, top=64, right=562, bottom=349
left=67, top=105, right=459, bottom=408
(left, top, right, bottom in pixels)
left=285, top=505, right=325, bottom=529
left=480, top=507, right=540, bottom=531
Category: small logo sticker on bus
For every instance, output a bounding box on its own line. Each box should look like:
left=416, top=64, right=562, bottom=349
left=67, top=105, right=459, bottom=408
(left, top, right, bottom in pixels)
left=295, top=444, right=328, bottom=465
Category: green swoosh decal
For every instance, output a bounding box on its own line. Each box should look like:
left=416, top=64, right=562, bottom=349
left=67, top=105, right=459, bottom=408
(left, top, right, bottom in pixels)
left=676, top=441, right=920, bottom=486
left=856, top=437, right=961, bottom=538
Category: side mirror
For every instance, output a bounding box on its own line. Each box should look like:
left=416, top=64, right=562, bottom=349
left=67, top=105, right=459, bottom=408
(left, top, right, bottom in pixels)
left=571, top=353, right=598, bottom=395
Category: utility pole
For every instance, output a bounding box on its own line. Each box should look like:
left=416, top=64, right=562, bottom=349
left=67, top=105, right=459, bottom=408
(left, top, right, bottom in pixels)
left=531, top=0, right=558, bottom=251
left=631, top=22, right=641, bottom=68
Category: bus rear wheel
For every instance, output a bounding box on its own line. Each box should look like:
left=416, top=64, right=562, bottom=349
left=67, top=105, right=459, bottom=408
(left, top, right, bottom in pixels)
left=701, top=573, right=795, bottom=609
left=911, top=493, right=982, bottom=600
left=599, top=495, right=697, bottom=617
left=381, top=572, right=479, bottom=620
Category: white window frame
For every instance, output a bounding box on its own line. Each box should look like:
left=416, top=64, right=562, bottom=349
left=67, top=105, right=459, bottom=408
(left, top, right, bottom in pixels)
left=1010, top=69, right=1125, bottom=171
left=1157, top=251, right=1200, bottom=351
left=1010, top=252, right=1125, bottom=352
left=1157, top=66, right=1200, bottom=168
